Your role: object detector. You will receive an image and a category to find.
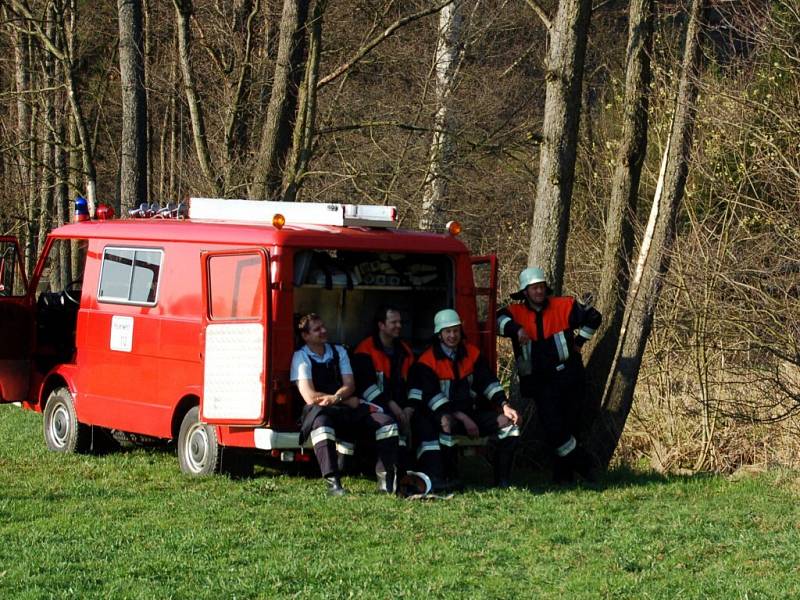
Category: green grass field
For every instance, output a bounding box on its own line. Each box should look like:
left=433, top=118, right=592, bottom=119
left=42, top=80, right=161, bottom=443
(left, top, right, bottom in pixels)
left=1, top=404, right=798, bottom=599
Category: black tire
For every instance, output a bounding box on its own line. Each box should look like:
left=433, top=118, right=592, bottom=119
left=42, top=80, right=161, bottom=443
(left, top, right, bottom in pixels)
left=43, top=387, right=91, bottom=453
left=177, top=406, right=222, bottom=475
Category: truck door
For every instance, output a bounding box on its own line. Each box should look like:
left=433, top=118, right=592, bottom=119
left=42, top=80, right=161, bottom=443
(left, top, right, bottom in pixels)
left=471, top=255, right=498, bottom=369
left=0, top=237, right=32, bottom=402
left=200, top=248, right=271, bottom=425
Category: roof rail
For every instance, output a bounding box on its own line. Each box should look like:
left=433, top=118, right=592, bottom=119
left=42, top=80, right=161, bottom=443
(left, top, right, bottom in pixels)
left=188, top=197, right=398, bottom=228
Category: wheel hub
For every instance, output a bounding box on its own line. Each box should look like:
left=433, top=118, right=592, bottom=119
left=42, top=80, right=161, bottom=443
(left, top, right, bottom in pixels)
left=50, top=404, right=69, bottom=447
left=186, top=425, right=208, bottom=471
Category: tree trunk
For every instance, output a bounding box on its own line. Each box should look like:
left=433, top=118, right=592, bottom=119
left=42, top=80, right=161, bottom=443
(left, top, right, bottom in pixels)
left=586, top=0, right=654, bottom=389
left=10, top=12, right=33, bottom=269
left=282, top=0, right=326, bottom=203
left=589, top=0, right=708, bottom=468
left=250, top=0, right=309, bottom=200
left=223, top=0, right=258, bottom=166
left=419, top=0, right=463, bottom=231
left=118, top=0, right=149, bottom=212
left=526, top=0, right=592, bottom=295
left=173, top=0, right=223, bottom=196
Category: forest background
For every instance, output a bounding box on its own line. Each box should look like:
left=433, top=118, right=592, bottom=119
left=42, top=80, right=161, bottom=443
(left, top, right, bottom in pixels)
left=0, top=0, right=797, bottom=475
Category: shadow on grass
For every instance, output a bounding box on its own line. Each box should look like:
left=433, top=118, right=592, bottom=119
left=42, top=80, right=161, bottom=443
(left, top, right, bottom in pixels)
left=454, top=455, right=703, bottom=496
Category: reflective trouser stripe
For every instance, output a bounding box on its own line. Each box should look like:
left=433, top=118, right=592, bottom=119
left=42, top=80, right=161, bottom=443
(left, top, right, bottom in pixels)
left=336, top=440, right=355, bottom=456
left=407, top=388, right=423, bottom=402
left=399, top=435, right=408, bottom=448
left=484, top=382, right=503, bottom=400
left=429, top=393, right=448, bottom=412
left=555, top=331, right=570, bottom=362
left=416, top=441, right=441, bottom=459
left=497, top=424, right=520, bottom=439
left=579, top=325, right=596, bottom=340
left=363, top=384, right=382, bottom=403
left=439, top=433, right=456, bottom=447
left=375, top=423, right=399, bottom=441
left=497, top=315, right=512, bottom=332
left=556, top=436, right=577, bottom=457
left=311, top=427, right=336, bottom=446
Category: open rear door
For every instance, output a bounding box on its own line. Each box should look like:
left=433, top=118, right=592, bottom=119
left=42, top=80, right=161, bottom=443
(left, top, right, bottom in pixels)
left=0, top=237, right=32, bottom=403
left=471, top=255, right=498, bottom=370
left=200, top=248, right=271, bottom=425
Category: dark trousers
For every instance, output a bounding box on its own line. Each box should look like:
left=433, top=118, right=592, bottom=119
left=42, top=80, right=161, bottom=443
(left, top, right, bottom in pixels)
left=439, top=410, right=519, bottom=479
left=410, top=410, right=445, bottom=480
left=530, top=360, right=586, bottom=454
left=305, top=404, right=398, bottom=478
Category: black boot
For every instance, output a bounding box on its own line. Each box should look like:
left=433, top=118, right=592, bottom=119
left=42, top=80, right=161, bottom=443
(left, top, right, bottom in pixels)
left=493, top=442, right=516, bottom=489
left=325, top=475, right=346, bottom=496
left=570, top=446, right=598, bottom=483
left=552, top=455, right=575, bottom=485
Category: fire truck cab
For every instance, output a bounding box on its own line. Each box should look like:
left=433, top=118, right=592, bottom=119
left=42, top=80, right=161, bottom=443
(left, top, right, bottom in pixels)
left=0, top=198, right=497, bottom=475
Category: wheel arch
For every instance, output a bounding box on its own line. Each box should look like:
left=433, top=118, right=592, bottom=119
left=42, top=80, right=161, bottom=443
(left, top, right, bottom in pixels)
left=39, top=374, right=72, bottom=412
left=171, top=394, right=200, bottom=441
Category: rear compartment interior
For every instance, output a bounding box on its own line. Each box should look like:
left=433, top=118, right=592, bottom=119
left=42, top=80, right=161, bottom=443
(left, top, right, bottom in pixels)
left=292, top=249, right=454, bottom=354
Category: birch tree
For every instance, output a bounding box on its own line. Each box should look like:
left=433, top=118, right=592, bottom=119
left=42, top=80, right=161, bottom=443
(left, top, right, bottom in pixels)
left=419, top=0, right=464, bottom=230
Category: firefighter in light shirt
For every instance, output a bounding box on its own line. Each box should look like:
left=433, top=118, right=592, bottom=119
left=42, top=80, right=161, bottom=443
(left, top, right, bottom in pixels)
left=408, top=309, right=520, bottom=488
left=496, top=266, right=602, bottom=483
left=353, top=305, right=445, bottom=491
left=291, top=313, right=399, bottom=496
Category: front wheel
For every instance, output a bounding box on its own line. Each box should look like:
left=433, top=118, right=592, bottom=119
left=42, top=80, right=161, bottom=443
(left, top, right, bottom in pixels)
left=43, top=387, right=90, bottom=453
left=177, top=406, right=222, bottom=475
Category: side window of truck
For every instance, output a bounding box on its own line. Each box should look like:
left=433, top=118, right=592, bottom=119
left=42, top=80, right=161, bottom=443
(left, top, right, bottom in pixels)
left=98, top=247, right=163, bottom=305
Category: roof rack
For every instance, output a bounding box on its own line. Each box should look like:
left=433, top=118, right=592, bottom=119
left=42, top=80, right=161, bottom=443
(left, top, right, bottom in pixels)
left=188, top=197, right=398, bottom=228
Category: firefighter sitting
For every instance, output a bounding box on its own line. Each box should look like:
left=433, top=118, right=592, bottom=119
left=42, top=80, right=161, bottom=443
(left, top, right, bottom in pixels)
left=408, top=309, right=521, bottom=488
left=291, top=313, right=400, bottom=496
left=353, top=305, right=446, bottom=493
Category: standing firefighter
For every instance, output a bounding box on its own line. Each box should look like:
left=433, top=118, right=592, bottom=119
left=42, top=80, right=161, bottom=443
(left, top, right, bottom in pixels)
left=353, top=305, right=445, bottom=491
left=292, top=313, right=399, bottom=496
left=497, top=267, right=602, bottom=483
left=408, top=309, right=521, bottom=488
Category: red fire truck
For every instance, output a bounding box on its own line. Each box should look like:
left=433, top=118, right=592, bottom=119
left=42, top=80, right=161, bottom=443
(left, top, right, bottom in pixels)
left=0, top=198, right=497, bottom=475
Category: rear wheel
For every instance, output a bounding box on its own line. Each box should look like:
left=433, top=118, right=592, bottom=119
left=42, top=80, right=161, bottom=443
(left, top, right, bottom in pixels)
left=43, top=387, right=90, bottom=453
left=177, top=406, right=222, bottom=475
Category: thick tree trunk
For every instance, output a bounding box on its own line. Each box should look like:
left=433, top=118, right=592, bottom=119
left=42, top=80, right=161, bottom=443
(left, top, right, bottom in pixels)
left=590, top=0, right=707, bottom=467
left=526, top=0, right=592, bottom=294
left=419, top=0, right=463, bottom=231
left=586, top=0, right=654, bottom=388
left=250, top=0, right=309, bottom=200
left=118, top=0, right=149, bottom=212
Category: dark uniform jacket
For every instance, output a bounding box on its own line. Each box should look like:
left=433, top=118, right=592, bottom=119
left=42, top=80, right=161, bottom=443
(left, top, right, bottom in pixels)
left=352, top=334, right=414, bottom=411
left=408, top=339, right=506, bottom=417
left=496, top=296, right=601, bottom=397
